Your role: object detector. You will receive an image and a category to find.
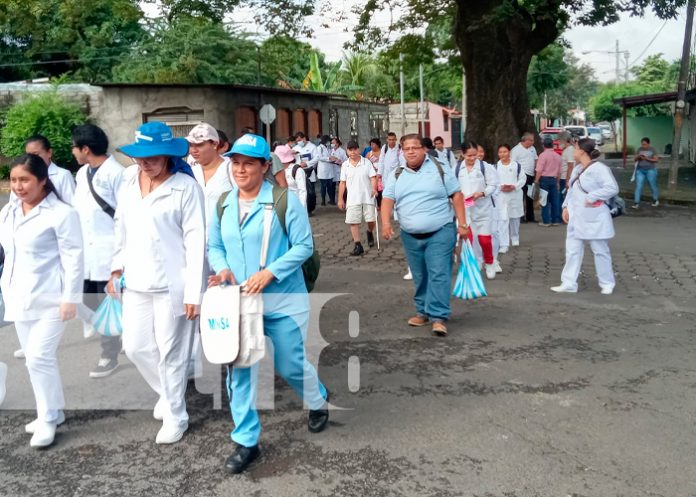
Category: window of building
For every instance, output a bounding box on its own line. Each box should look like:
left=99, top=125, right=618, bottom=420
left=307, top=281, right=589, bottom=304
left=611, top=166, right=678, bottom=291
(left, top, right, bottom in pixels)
left=143, top=107, right=204, bottom=137
left=443, top=110, right=449, bottom=132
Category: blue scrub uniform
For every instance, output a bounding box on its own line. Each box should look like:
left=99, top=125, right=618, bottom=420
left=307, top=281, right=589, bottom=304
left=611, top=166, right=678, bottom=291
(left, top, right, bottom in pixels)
left=208, top=181, right=327, bottom=447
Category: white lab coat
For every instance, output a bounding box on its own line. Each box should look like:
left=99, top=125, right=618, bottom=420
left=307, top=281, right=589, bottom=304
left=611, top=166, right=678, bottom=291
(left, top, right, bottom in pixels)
left=48, top=162, right=76, bottom=205
left=331, top=147, right=347, bottom=182
left=495, top=160, right=526, bottom=219
left=0, top=193, right=84, bottom=321
left=285, top=165, right=308, bottom=207
left=316, top=143, right=334, bottom=180
left=293, top=142, right=318, bottom=182
left=564, top=161, right=619, bottom=240
left=456, top=160, right=499, bottom=235
left=191, top=157, right=235, bottom=235
left=112, top=168, right=206, bottom=316
left=73, top=155, right=125, bottom=281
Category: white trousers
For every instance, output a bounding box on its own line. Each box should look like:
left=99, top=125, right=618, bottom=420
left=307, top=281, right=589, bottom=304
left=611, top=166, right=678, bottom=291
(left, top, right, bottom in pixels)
left=122, top=291, right=195, bottom=428
left=498, top=217, right=520, bottom=248
left=561, top=237, right=615, bottom=290
left=15, top=318, right=66, bottom=423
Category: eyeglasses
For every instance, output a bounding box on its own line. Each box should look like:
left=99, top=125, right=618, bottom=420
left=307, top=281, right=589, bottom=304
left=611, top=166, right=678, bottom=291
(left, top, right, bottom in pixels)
left=402, top=146, right=423, bottom=152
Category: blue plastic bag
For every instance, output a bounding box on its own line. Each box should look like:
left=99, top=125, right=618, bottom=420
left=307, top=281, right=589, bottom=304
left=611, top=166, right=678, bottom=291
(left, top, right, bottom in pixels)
left=452, top=239, right=487, bottom=300
left=92, top=295, right=123, bottom=337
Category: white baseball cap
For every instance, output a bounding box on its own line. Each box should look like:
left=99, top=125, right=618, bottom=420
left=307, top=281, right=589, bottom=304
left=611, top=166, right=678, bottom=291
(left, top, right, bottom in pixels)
left=186, top=123, right=219, bottom=144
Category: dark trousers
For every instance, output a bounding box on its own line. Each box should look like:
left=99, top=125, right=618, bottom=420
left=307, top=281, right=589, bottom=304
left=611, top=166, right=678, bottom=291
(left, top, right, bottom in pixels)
left=522, top=174, right=536, bottom=222
left=559, top=178, right=567, bottom=206
left=307, top=180, right=317, bottom=213
left=319, top=179, right=336, bottom=204
left=83, top=280, right=121, bottom=361
left=539, top=176, right=561, bottom=224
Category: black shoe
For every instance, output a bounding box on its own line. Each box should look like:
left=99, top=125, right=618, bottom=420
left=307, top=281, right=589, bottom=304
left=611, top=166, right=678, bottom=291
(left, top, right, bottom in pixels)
left=89, top=358, right=119, bottom=379
left=308, top=391, right=330, bottom=433
left=225, top=444, right=260, bottom=474
left=328, top=201, right=337, bottom=206
left=350, top=243, right=364, bottom=256
left=366, top=230, right=375, bottom=248
left=321, top=200, right=326, bottom=206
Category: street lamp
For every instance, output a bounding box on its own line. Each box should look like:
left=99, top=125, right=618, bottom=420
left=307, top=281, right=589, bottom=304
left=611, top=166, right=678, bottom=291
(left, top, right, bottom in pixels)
left=582, top=40, right=630, bottom=82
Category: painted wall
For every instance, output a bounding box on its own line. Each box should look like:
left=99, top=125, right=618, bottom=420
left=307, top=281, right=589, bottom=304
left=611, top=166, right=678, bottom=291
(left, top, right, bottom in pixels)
left=617, top=115, right=691, bottom=159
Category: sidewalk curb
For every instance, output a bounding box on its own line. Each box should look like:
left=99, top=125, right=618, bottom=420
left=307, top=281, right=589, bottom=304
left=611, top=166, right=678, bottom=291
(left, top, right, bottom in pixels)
left=619, top=188, right=696, bottom=207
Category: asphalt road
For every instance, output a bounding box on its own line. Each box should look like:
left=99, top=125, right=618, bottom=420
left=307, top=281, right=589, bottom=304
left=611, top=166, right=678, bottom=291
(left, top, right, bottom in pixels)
left=1, top=194, right=696, bottom=497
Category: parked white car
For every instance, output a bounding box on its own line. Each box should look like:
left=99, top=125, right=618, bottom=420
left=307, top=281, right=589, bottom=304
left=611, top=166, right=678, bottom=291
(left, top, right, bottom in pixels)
left=563, top=125, right=588, bottom=141
left=587, top=126, right=604, bottom=146
left=598, top=124, right=612, bottom=140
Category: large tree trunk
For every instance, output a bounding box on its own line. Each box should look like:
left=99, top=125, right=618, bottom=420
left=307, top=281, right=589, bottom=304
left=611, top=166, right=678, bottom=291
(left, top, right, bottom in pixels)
left=454, top=0, right=560, bottom=160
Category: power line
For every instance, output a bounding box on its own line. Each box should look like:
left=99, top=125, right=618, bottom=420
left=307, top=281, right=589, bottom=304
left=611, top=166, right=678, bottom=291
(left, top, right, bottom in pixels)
left=629, top=20, right=668, bottom=67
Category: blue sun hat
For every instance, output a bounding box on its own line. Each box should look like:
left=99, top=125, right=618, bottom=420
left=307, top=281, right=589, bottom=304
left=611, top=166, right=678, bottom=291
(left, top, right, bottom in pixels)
left=118, top=121, right=189, bottom=158
left=225, top=134, right=271, bottom=161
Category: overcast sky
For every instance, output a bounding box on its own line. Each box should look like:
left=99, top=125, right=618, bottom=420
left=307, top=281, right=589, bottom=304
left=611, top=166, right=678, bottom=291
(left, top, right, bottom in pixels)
left=144, top=1, right=689, bottom=83
left=292, top=3, right=689, bottom=83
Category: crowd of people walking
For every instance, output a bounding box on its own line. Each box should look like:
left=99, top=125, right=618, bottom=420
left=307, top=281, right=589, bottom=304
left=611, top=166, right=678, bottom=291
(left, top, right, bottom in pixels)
left=0, top=120, right=636, bottom=474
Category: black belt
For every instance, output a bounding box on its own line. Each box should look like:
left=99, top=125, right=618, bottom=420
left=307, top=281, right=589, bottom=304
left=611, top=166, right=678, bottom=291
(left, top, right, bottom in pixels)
left=406, top=230, right=437, bottom=240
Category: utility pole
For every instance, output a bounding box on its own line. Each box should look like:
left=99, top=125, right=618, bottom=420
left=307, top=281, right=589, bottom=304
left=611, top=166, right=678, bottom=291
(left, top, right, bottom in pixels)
left=669, top=0, right=695, bottom=191
left=419, top=64, right=425, bottom=135
left=624, top=51, right=630, bottom=82
left=615, top=40, right=621, bottom=83
left=399, top=53, right=405, bottom=137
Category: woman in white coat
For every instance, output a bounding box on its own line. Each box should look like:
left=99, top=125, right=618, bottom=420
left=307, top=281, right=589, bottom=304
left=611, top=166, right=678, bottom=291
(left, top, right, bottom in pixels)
left=0, top=154, right=84, bottom=448
left=109, top=122, right=206, bottom=445
left=552, top=138, right=619, bottom=295
left=456, top=141, right=499, bottom=280
left=495, top=144, right=526, bottom=253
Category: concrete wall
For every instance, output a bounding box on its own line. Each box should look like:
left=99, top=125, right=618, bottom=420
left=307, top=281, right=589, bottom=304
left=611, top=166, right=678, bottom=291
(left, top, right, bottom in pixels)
left=616, top=114, right=692, bottom=161
left=0, top=83, right=388, bottom=164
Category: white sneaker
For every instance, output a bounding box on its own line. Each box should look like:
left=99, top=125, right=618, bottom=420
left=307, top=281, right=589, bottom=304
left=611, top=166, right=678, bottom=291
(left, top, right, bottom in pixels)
left=511, top=239, right=520, bottom=247
left=403, top=269, right=413, bottom=281
left=651, top=200, right=659, bottom=207
left=0, top=362, right=7, bottom=407
left=13, top=349, right=25, bottom=359
left=156, top=422, right=188, bottom=444
left=26, top=411, right=65, bottom=434
left=550, top=284, right=577, bottom=293
left=498, top=246, right=509, bottom=254
left=493, top=260, right=503, bottom=273
left=30, top=421, right=56, bottom=448
left=485, top=264, right=496, bottom=280
left=153, top=398, right=167, bottom=421
left=600, top=286, right=614, bottom=295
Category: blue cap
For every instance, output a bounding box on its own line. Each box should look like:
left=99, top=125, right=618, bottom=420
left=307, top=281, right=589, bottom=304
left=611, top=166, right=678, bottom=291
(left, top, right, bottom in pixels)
left=118, top=121, right=189, bottom=158
left=225, top=134, right=270, bottom=161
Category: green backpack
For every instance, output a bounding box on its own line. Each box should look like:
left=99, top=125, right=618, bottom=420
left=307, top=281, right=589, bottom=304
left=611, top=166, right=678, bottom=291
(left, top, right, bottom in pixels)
left=216, top=186, right=321, bottom=292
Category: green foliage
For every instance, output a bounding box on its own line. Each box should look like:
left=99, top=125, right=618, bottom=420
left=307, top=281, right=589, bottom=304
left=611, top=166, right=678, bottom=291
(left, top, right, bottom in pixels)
left=528, top=45, right=598, bottom=122
left=259, top=36, right=322, bottom=88
left=589, top=81, right=671, bottom=123
left=0, top=0, right=145, bottom=83
left=0, top=91, right=86, bottom=167
left=527, top=44, right=570, bottom=101
left=111, top=18, right=258, bottom=84
left=151, top=0, right=239, bottom=23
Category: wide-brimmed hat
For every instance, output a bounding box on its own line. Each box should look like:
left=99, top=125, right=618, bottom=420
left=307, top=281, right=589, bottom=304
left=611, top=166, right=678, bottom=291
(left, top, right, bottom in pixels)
left=274, top=144, right=296, bottom=164
left=186, top=123, right=219, bottom=144
left=225, top=134, right=271, bottom=161
left=119, top=121, right=189, bottom=158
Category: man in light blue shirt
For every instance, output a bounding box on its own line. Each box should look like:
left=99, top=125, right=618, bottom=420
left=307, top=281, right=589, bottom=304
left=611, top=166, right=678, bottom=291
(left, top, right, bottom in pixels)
left=381, top=134, right=469, bottom=337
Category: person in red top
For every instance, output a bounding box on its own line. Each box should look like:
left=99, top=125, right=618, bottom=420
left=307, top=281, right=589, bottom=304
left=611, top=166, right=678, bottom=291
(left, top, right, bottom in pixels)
left=535, top=136, right=563, bottom=226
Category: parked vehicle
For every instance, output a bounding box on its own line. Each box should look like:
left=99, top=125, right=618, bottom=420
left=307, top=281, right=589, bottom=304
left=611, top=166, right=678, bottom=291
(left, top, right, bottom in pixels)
left=598, top=124, right=612, bottom=140
left=563, top=125, right=589, bottom=141
left=540, top=127, right=563, bottom=155
left=587, top=126, right=603, bottom=146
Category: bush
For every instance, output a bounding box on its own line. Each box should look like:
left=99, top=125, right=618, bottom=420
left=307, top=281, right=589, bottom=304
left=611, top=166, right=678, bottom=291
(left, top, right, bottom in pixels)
left=0, top=90, right=86, bottom=170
